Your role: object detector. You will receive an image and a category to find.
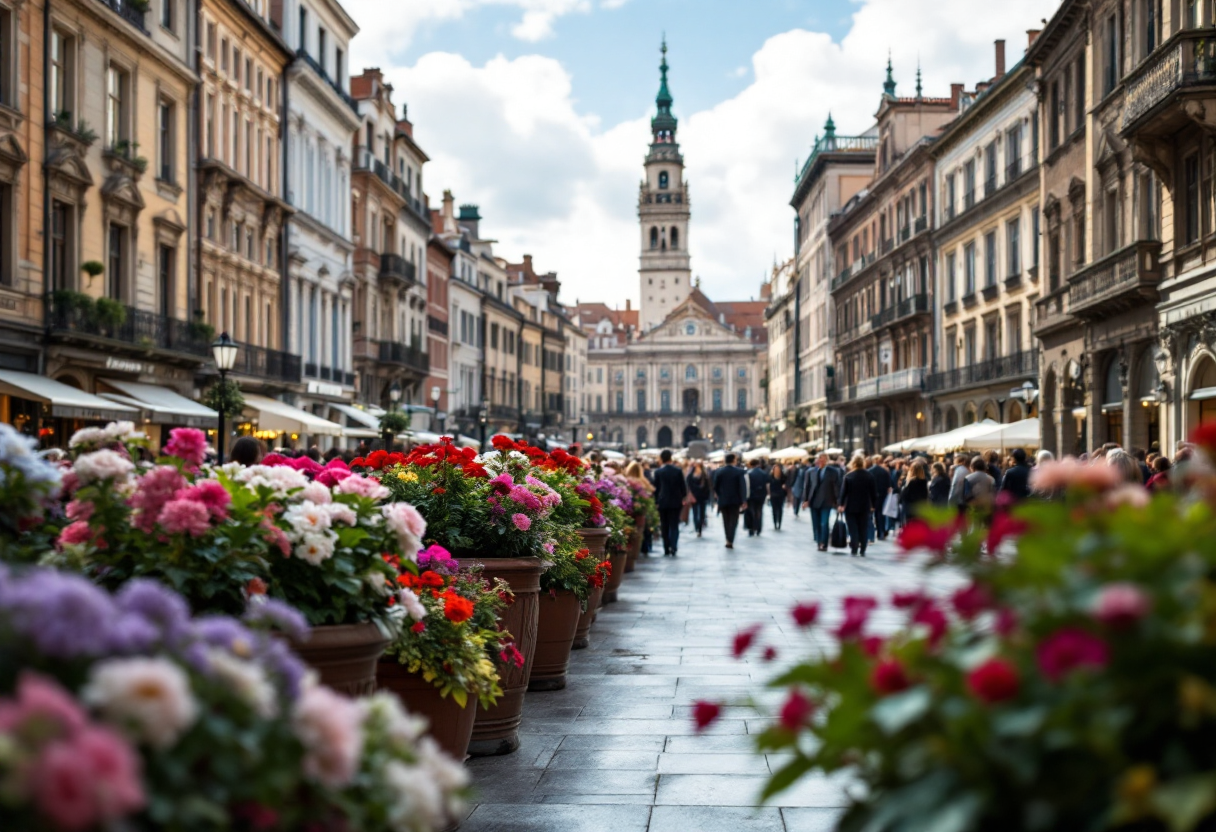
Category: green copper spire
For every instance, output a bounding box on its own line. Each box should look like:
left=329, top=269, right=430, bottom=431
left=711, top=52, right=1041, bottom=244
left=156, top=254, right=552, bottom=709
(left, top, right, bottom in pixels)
left=650, top=37, right=678, bottom=149
left=824, top=112, right=836, bottom=139
left=883, top=52, right=896, bottom=97
left=656, top=38, right=672, bottom=109
left=915, top=61, right=922, bottom=99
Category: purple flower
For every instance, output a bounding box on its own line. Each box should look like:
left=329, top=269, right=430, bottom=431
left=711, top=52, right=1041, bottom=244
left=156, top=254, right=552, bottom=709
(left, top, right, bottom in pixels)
left=0, top=569, right=151, bottom=658
left=254, top=636, right=307, bottom=700
left=191, top=615, right=255, bottom=651
left=243, top=597, right=310, bottom=642
left=116, top=580, right=191, bottom=641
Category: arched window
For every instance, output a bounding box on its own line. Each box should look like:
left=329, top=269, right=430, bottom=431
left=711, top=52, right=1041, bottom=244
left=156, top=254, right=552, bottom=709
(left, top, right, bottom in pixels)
left=685, top=323, right=696, bottom=336
left=685, top=364, right=696, bottom=380
left=1104, top=356, right=1124, bottom=407
left=649, top=227, right=658, bottom=249
left=670, top=227, right=679, bottom=249
left=659, top=171, right=669, bottom=189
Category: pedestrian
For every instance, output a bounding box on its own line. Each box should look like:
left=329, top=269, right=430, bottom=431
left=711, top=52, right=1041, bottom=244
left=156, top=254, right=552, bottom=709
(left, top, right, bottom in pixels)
left=947, top=453, right=970, bottom=515
left=652, top=449, right=687, bottom=557
left=625, top=461, right=656, bottom=555
left=768, top=463, right=788, bottom=531
left=803, top=452, right=841, bottom=552
left=229, top=436, right=264, bottom=467
left=712, top=453, right=748, bottom=549
left=838, top=454, right=878, bottom=557
left=868, top=454, right=893, bottom=541
left=984, top=450, right=1003, bottom=490
left=964, top=455, right=996, bottom=512
left=1107, top=449, right=1143, bottom=485
left=745, top=459, right=770, bottom=536
left=686, top=462, right=711, bottom=537
left=1147, top=455, right=1172, bottom=491
left=900, top=459, right=930, bottom=519
left=790, top=462, right=806, bottom=519
left=997, top=448, right=1032, bottom=502
left=929, top=461, right=951, bottom=507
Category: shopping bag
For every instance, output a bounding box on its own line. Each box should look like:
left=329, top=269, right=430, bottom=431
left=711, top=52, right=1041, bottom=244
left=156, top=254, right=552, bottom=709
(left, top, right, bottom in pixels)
left=882, top=492, right=900, bottom=519
left=830, top=517, right=848, bottom=549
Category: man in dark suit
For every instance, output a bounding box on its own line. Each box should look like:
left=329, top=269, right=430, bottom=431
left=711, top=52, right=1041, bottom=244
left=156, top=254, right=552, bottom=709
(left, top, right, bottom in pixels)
left=712, top=454, right=748, bottom=549
left=652, top=449, right=688, bottom=556
left=745, top=459, right=770, bottom=536
left=868, top=455, right=893, bottom=541
left=803, top=452, right=841, bottom=552
left=998, top=448, right=1032, bottom=502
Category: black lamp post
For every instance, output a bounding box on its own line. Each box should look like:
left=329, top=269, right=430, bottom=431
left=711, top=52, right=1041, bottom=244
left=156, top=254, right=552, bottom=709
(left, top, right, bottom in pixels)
left=431, top=385, right=444, bottom=437
left=478, top=403, right=489, bottom=453
left=211, top=332, right=238, bottom=464
left=383, top=380, right=402, bottom=450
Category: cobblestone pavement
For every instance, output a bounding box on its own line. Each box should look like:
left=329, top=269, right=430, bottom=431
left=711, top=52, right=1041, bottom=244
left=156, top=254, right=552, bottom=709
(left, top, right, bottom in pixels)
left=460, top=508, right=962, bottom=832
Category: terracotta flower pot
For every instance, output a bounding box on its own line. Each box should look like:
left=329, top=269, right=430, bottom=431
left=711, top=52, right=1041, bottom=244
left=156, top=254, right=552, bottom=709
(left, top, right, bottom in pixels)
left=625, top=511, right=645, bottom=572
left=377, top=660, right=478, bottom=762
left=528, top=590, right=581, bottom=691
left=603, top=549, right=628, bottom=603
left=577, top=526, right=609, bottom=557
left=573, top=584, right=604, bottom=649
left=457, top=556, right=542, bottom=757
left=291, top=622, right=390, bottom=696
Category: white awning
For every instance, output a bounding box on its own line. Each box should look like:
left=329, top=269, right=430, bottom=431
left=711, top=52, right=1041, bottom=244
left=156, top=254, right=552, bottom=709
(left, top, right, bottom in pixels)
left=455, top=434, right=481, bottom=449
left=243, top=394, right=344, bottom=437
left=330, top=403, right=380, bottom=430
left=771, top=446, right=810, bottom=461
left=742, top=446, right=772, bottom=461
left=1191, top=386, right=1216, bottom=401
left=961, top=418, right=1041, bottom=450
left=0, top=370, right=137, bottom=422
left=342, top=427, right=380, bottom=439
left=97, top=379, right=217, bottom=428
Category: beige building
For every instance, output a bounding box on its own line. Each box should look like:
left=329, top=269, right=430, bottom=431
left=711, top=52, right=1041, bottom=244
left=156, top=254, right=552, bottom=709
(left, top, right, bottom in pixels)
left=928, top=43, right=1041, bottom=431
left=763, top=258, right=799, bottom=447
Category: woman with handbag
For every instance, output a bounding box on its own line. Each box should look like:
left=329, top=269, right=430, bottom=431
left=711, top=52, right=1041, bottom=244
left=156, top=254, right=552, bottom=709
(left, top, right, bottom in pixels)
left=838, top=454, right=879, bottom=557
left=768, top=464, right=788, bottom=531
left=686, top=462, right=711, bottom=537
left=900, top=459, right=930, bottom=520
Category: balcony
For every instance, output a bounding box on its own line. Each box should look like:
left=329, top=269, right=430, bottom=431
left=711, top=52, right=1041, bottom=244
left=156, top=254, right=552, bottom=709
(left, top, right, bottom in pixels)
left=836, top=318, right=873, bottom=346
left=881, top=237, right=894, bottom=254
left=376, top=340, right=429, bottom=375
left=230, top=344, right=302, bottom=384
left=427, top=315, right=449, bottom=336
left=354, top=148, right=418, bottom=206
left=914, top=216, right=927, bottom=234
left=944, top=203, right=956, bottom=222
left=898, top=226, right=910, bottom=243
left=46, top=295, right=211, bottom=360
left=489, top=404, right=521, bottom=422
left=984, top=176, right=997, bottom=198
left=1033, top=288, right=1073, bottom=337
left=925, top=350, right=1038, bottom=394
left=963, top=188, right=976, bottom=210
left=295, top=50, right=358, bottom=112
left=869, top=294, right=929, bottom=330
left=827, top=368, right=925, bottom=406
left=378, top=253, right=417, bottom=286
left=96, top=0, right=147, bottom=32
left=1006, top=160, right=1022, bottom=182
left=1123, top=31, right=1216, bottom=136
left=1067, top=240, right=1163, bottom=320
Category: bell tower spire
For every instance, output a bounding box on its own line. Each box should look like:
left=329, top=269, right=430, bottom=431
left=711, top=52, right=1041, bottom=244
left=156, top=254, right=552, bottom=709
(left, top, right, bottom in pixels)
left=638, top=38, right=691, bottom=332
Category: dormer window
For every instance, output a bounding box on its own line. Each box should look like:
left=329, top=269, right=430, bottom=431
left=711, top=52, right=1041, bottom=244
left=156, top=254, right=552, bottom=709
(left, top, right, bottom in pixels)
left=659, top=171, right=669, bottom=189
left=685, top=322, right=695, bottom=336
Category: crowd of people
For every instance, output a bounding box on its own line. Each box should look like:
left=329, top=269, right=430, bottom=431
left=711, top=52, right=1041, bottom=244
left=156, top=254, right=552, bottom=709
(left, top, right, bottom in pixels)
left=602, top=440, right=1189, bottom=559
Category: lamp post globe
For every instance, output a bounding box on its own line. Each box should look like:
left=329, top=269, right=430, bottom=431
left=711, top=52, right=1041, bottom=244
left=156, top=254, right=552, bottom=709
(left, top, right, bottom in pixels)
left=210, top=332, right=239, bottom=465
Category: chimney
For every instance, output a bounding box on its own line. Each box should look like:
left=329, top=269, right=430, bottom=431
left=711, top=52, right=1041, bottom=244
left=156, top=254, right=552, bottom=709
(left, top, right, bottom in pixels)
left=1027, top=29, right=1041, bottom=49
left=625, top=299, right=631, bottom=311
left=441, top=190, right=455, bottom=220
left=994, top=40, right=1006, bottom=79
left=950, top=83, right=964, bottom=110
left=458, top=204, right=481, bottom=239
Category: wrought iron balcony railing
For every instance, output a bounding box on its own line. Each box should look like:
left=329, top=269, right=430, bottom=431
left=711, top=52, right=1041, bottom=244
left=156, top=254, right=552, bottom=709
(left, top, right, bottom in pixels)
left=925, top=349, right=1038, bottom=393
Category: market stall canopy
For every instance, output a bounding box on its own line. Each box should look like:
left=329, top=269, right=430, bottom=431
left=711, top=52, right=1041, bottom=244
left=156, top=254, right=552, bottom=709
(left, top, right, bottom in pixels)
left=0, top=370, right=138, bottom=422
left=407, top=431, right=444, bottom=444
left=961, top=419, right=1041, bottom=451
left=243, top=394, right=344, bottom=437
left=906, top=420, right=1000, bottom=455
left=455, top=435, right=481, bottom=449
left=797, top=440, right=822, bottom=451
left=600, top=450, right=626, bottom=461
left=707, top=449, right=727, bottom=461
left=96, top=380, right=217, bottom=428
left=771, top=446, right=810, bottom=461
left=882, top=436, right=922, bottom=454
left=330, top=403, right=380, bottom=431
left=742, top=446, right=772, bottom=461
left=825, top=448, right=844, bottom=456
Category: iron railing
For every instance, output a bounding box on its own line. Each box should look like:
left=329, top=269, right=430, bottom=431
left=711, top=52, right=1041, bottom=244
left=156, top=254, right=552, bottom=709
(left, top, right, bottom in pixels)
left=1068, top=240, right=1163, bottom=316
left=827, top=368, right=925, bottom=404
left=46, top=296, right=211, bottom=359
left=925, top=349, right=1038, bottom=393
left=379, top=253, right=416, bottom=284
left=230, top=344, right=302, bottom=383
left=376, top=340, right=429, bottom=374
left=1123, top=32, right=1216, bottom=131
left=96, top=0, right=146, bottom=31
left=295, top=50, right=357, bottom=112
left=869, top=294, right=929, bottom=330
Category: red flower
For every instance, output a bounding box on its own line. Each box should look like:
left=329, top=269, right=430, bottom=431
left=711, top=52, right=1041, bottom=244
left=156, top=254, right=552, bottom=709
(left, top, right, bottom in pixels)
left=791, top=602, right=820, bottom=628
left=891, top=589, right=928, bottom=610
left=463, top=462, right=490, bottom=478
left=366, top=450, right=388, bottom=470
left=950, top=583, right=990, bottom=621
left=499, top=643, right=525, bottom=668
left=432, top=487, right=447, bottom=495
left=692, top=700, right=722, bottom=733
left=967, top=658, right=1020, bottom=703
left=987, top=513, right=1027, bottom=554
left=995, top=607, right=1019, bottom=636
left=732, top=624, right=762, bottom=658
left=1094, top=583, right=1151, bottom=627
left=574, top=548, right=591, bottom=561
left=870, top=658, right=911, bottom=695
left=442, top=591, right=474, bottom=623
left=351, top=457, right=366, bottom=467
left=1036, top=628, right=1109, bottom=682
left=834, top=596, right=878, bottom=641
left=492, top=435, right=517, bottom=451
left=1191, top=423, right=1216, bottom=456
left=382, top=553, right=401, bottom=569
left=861, top=635, right=885, bottom=657
left=911, top=602, right=949, bottom=647
left=898, top=518, right=960, bottom=555
left=762, top=646, right=778, bottom=662
left=417, top=571, right=445, bottom=588
left=245, top=577, right=268, bottom=597
left=778, top=689, right=814, bottom=731
left=410, top=621, right=426, bottom=634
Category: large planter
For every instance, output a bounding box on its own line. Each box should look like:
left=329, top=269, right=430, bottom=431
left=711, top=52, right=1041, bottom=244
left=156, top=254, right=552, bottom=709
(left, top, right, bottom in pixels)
left=603, top=549, right=628, bottom=603
left=527, top=589, right=581, bottom=691
left=377, top=660, right=478, bottom=762
left=456, top=556, right=542, bottom=757
left=625, top=511, right=645, bottom=572
left=291, top=622, right=390, bottom=696
left=577, top=526, right=609, bottom=557
left=573, top=584, right=604, bottom=649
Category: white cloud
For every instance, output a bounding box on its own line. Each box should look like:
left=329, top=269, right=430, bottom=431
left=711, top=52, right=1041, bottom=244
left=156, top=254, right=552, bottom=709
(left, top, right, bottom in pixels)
left=376, top=0, right=1062, bottom=307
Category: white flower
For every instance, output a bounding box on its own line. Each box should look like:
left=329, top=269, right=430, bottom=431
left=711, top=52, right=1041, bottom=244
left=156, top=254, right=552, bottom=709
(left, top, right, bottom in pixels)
left=104, top=421, right=144, bottom=442
left=383, top=760, right=446, bottom=830
left=300, top=481, right=333, bottom=505
left=206, top=648, right=278, bottom=718
left=68, top=426, right=109, bottom=449
left=73, top=449, right=136, bottom=485
left=82, top=657, right=198, bottom=749
left=363, top=692, right=427, bottom=744
left=324, top=502, right=357, bottom=526
left=236, top=464, right=309, bottom=497
left=294, top=531, right=336, bottom=565
left=417, top=734, right=470, bottom=807
left=398, top=589, right=427, bottom=622
left=382, top=503, right=427, bottom=557
left=293, top=685, right=364, bottom=788
left=283, top=501, right=333, bottom=535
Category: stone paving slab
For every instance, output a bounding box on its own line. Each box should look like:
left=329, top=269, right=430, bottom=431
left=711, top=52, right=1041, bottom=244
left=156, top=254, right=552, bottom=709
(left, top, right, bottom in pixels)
left=460, top=511, right=959, bottom=831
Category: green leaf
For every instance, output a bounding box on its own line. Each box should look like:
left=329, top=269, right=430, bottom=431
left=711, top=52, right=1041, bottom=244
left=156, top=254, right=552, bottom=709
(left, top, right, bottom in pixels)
left=1150, top=773, right=1216, bottom=832
left=870, top=686, right=931, bottom=735
left=760, top=754, right=813, bottom=802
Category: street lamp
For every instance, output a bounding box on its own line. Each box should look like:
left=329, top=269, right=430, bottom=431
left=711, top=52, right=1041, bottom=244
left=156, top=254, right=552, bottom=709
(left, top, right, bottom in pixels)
left=211, top=332, right=238, bottom=464
left=430, top=385, right=444, bottom=436
left=383, top=381, right=402, bottom=450
left=478, top=403, right=489, bottom=453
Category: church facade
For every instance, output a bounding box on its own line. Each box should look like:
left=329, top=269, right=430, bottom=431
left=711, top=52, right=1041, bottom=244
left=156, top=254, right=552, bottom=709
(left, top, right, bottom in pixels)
left=577, top=43, right=767, bottom=452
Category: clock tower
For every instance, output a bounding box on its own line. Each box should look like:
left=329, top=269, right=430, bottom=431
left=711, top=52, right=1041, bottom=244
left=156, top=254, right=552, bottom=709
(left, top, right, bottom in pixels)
left=638, top=40, right=692, bottom=332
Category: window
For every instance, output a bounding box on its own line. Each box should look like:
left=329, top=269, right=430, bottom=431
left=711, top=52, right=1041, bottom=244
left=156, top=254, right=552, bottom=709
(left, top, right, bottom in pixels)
left=1144, top=0, right=1160, bottom=55
left=107, top=224, right=126, bottom=301
left=596, top=367, right=603, bottom=383
left=738, top=367, right=746, bottom=379
left=963, top=159, right=976, bottom=208
left=685, top=364, right=696, bottom=380
left=206, top=22, right=216, bottom=62
left=106, top=65, right=128, bottom=148
left=615, top=391, right=624, bottom=413
left=1007, top=311, right=1022, bottom=354
left=158, top=245, right=174, bottom=318
left=1185, top=153, right=1201, bottom=244
left=1049, top=81, right=1060, bottom=148
left=985, top=318, right=999, bottom=361
left=50, top=30, right=73, bottom=120
left=963, top=242, right=976, bottom=295
left=737, top=389, right=747, bottom=411
left=1074, top=56, right=1085, bottom=131
left=204, top=93, right=215, bottom=157
left=1104, top=15, right=1118, bottom=96
left=161, top=0, right=173, bottom=31
left=984, top=231, right=997, bottom=287
left=684, top=322, right=695, bottom=335
left=712, top=389, right=722, bottom=411
left=50, top=201, right=70, bottom=291
left=220, top=37, right=228, bottom=72
left=671, top=227, right=679, bottom=249
left=1007, top=218, right=1021, bottom=276
left=318, top=28, right=327, bottom=73
left=636, top=389, right=646, bottom=412
left=335, top=48, right=345, bottom=86
left=660, top=390, right=671, bottom=412
left=1032, top=208, right=1041, bottom=266
left=245, top=58, right=252, bottom=91
left=946, top=252, right=957, bottom=301
left=0, top=7, right=12, bottom=106
left=298, top=7, right=307, bottom=51
left=595, top=394, right=603, bottom=411
left=233, top=48, right=241, bottom=85
left=659, top=171, right=669, bottom=189
left=650, top=227, right=658, bottom=249
left=1006, top=127, right=1022, bottom=180
left=984, top=141, right=997, bottom=195
left=158, top=100, right=175, bottom=182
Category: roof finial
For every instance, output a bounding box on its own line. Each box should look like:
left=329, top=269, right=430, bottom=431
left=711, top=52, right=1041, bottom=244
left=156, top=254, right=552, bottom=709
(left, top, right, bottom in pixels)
left=915, top=59, right=923, bottom=99
left=824, top=111, right=836, bottom=139
left=883, top=50, right=896, bottom=97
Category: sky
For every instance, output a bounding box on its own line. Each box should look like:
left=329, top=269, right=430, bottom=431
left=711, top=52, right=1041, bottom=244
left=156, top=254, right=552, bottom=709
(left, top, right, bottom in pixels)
left=346, top=0, right=1062, bottom=307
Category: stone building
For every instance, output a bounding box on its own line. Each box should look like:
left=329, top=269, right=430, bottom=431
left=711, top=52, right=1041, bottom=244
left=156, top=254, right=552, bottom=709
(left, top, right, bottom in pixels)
left=786, top=116, right=876, bottom=450
left=424, top=237, right=452, bottom=430
left=927, top=41, right=1041, bottom=432
left=828, top=64, right=958, bottom=455
left=763, top=257, right=798, bottom=447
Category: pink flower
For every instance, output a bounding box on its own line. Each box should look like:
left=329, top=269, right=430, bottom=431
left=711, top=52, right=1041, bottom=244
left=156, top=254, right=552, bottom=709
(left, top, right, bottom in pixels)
left=510, top=513, right=531, bottom=531
left=1030, top=459, right=1123, bottom=494
left=57, top=521, right=95, bottom=548
left=692, top=700, right=722, bottom=732
left=314, top=468, right=353, bottom=487
left=163, top=428, right=207, bottom=469
left=1036, top=627, right=1109, bottom=682
left=1094, top=583, right=1152, bottom=627
left=289, top=456, right=324, bottom=474
left=70, top=727, right=146, bottom=820
left=967, top=658, right=1020, bottom=704
left=778, top=689, right=814, bottom=731
left=129, top=466, right=188, bottom=533
left=32, top=726, right=144, bottom=831
left=261, top=518, right=292, bottom=557
left=892, top=589, right=929, bottom=610
left=732, top=624, right=762, bottom=658
left=912, top=602, right=949, bottom=647
left=335, top=474, right=389, bottom=501
left=950, top=583, right=990, bottom=621
left=791, top=602, right=820, bottom=628
left=986, top=513, right=1027, bottom=553
left=325, top=458, right=350, bottom=471
left=65, top=500, right=94, bottom=522
left=0, top=672, right=87, bottom=736
left=174, top=480, right=232, bottom=521
left=897, top=518, right=960, bottom=555
left=157, top=499, right=212, bottom=537
left=382, top=501, right=427, bottom=539
left=261, top=453, right=288, bottom=467
left=292, top=686, right=363, bottom=788
left=834, top=596, right=878, bottom=641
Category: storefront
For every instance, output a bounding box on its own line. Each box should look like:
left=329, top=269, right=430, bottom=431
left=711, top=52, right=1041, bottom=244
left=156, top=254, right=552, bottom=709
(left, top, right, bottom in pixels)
left=95, top=379, right=218, bottom=450
left=241, top=394, right=345, bottom=452
left=0, top=370, right=139, bottom=448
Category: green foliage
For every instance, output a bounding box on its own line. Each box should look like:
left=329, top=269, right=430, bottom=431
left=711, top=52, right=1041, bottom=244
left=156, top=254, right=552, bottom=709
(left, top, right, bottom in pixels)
left=202, top=378, right=245, bottom=415
left=188, top=317, right=216, bottom=343
left=80, top=260, right=105, bottom=278
left=93, top=296, right=127, bottom=329
left=379, top=410, right=411, bottom=435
